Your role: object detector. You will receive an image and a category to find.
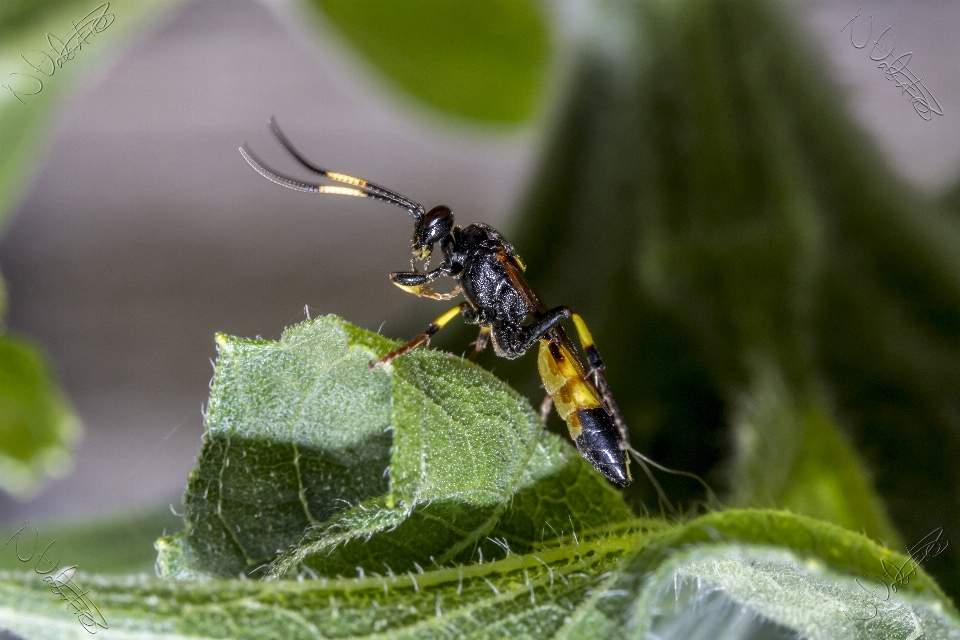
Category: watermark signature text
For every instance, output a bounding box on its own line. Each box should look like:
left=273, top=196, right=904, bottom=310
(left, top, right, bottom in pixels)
left=1, top=3, right=115, bottom=105
left=841, top=8, right=943, bottom=121
left=5, top=521, right=108, bottom=634
left=838, top=527, right=948, bottom=632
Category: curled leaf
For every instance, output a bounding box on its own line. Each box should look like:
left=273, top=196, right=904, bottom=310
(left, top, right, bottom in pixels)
left=159, top=316, right=631, bottom=579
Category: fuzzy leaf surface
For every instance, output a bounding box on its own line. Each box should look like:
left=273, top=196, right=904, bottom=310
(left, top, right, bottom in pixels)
left=158, top=316, right=632, bottom=579
left=3, top=511, right=959, bottom=639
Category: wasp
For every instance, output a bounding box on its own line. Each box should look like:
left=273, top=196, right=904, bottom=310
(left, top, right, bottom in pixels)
left=240, top=118, right=635, bottom=486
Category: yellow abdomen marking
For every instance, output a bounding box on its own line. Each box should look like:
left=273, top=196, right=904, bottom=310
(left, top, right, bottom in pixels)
left=537, top=339, right=602, bottom=440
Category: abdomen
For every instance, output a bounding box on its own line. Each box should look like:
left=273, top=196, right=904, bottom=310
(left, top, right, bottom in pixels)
left=537, top=338, right=631, bottom=486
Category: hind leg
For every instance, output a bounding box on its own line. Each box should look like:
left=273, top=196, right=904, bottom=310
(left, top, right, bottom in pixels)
left=569, top=314, right=631, bottom=446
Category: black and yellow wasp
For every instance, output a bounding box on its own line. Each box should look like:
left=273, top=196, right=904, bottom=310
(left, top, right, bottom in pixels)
left=240, top=119, right=638, bottom=486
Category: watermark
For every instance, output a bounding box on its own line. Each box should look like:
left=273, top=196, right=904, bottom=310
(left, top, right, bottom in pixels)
left=5, top=522, right=108, bottom=634
left=1, top=3, right=115, bottom=105
left=841, top=8, right=943, bottom=121
left=838, top=527, right=948, bottom=632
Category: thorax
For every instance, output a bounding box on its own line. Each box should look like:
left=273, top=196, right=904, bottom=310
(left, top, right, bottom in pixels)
left=455, top=224, right=533, bottom=325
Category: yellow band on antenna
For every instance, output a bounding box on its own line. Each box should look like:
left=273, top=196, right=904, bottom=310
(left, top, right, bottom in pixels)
left=318, top=185, right=366, bottom=198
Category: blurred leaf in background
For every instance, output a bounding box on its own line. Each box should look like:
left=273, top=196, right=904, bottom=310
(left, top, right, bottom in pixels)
left=0, top=333, right=78, bottom=498
left=502, top=0, right=960, bottom=602
left=0, top=0, right=151, bottom=227
left=0, top=507, right=181, bottom=575
left=0, top=0, right=72, bottom=229
left=0, top=0, right=176, bottom=498
left=2, top=173, right=75, bottom=498
left=310, top=0, right=551, bottom=124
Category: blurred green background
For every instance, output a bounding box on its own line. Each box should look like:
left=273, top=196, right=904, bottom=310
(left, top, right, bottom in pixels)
left=1, top=0, right=958, bottom=607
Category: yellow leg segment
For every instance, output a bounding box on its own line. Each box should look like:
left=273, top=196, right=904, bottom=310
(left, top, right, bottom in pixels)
left=569, top=313, right=630, bottom=447
left=393, top=281, right=462, bottom=301
left=370, top=303, right=465, bottom=369
left=571, top=313, right=595, bottom=349
left=432, top=304, right=465, bottom=329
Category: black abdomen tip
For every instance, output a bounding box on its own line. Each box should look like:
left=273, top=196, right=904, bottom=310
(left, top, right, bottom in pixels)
left=574, top=408, right=630, bottom=486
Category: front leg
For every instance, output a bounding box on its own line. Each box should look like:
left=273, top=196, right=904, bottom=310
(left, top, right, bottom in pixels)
left=390, top=266, right=460, bottom=300
left=369, top=303, right=467, bottom=369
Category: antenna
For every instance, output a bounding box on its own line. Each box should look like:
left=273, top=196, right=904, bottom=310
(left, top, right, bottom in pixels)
left=239, top=117, right=426, bottom=219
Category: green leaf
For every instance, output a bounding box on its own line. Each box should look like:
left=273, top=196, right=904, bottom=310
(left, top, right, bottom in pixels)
left=159, top=316, right=631, bottom=579
left=2, top=510, right=958, bottom=638
left=1, top=320, right=957, bottom=637
left=775, top=404, right=896, bottom=547
left=0, top=333, right=79, bottom=498
left=309, top=0, right=551, bottom=124
left=725, top=365, right=900, bottom=547
left=636, top=544, right=957, bottom=640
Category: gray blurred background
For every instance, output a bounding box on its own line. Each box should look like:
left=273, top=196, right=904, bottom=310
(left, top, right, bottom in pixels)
left=0, top=0, right=957, bottom=525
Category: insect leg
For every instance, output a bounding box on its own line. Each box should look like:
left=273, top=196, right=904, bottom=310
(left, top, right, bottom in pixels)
left=467, top=327, right=491, bottom=362
left=539, top=394, right=553, bottom=424
left=498, top=306, right=573, bottom=356
left=390, top=268, right=460, bottom=300
left=514, top=307, right=628, bottom=443
left=569, top=314, right=631, bottom=445
left=566, top=314, right=717, bottom=510
left=369, top=303, right=466, bottom=369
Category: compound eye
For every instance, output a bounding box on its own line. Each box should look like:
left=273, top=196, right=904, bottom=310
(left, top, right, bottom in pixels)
left=424, top=205, right=451, bottom=220
left=422, top=206, right=453, bottom=244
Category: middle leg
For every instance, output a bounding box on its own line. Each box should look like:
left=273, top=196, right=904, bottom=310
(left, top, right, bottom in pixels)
left=539, top=394, right=554, bottom=424
left=467, top=326, right=491, bottom=362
